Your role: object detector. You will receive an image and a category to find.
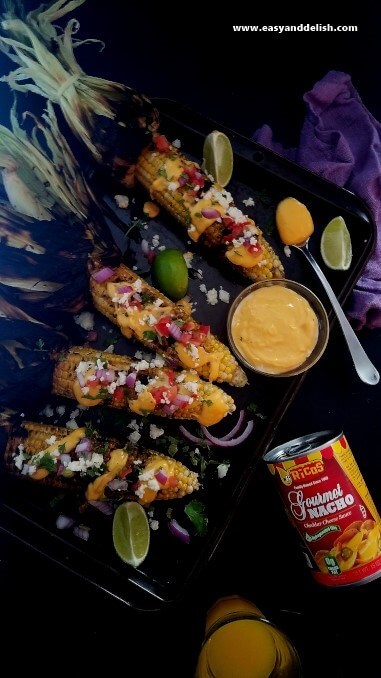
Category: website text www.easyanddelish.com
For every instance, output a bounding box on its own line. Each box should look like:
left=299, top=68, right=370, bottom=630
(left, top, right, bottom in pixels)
left=232, top=24, right=358, bottom=33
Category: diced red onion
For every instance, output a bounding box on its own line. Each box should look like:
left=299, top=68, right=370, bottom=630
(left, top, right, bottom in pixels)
left=179, top=426, right=204, bottom=444
left=155, top=469, right=168, bottom=485
left=75, top=438, right=92, bottom=455
left=178, top=175, right=187, bottom=186
left=141, top=239, right=150, bottom=255
left=169, top=519, right=190, bottom=544
left=86, top=330, right=98, bottom=342
left=220, top=410, right=245, bottom=440
left=173, top=394, right=192, bottom=408
left=59, top=453, right=71, bottom=467
left=162, top=403, right=178, bottom=415
left=125, top=371, right=137, bottom=388
left=88, top=500, right=113, bottom=516
left=92, top=267, right=114, bottom=283
left=107, top=478, right=128, bottom=491
left=96, top=368, right=115, bottom=383
left=201, top=208, right=221, bottom=219
left=168, top=322, right=183, bottom=341
left=147, top=250, right=156, bottom=264
left=201, top=420, right=254, bottom=447
left=56, top=463, right=64, bottom=477
left=117, top=285, right=133, bottom=294
left=73, top=525, right=90, bottom=541
left=56, top=514, right=75, bottom=530
left=77, top=372, right=86, bottom=387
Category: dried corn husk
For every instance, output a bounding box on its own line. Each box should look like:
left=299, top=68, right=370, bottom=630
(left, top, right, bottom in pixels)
left=0, top=1, right=159, bottom=164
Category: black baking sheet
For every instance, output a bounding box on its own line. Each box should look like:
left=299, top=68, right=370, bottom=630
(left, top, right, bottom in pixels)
left=0, top=99, right=376, bottom=608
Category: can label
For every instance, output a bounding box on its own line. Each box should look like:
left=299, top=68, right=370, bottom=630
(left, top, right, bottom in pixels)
left=266, top=433, right=381, bottom=586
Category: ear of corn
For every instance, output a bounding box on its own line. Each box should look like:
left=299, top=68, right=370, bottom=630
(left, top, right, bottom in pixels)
left=5, top=421, right=199, bottom=502
left=136, top=143, right=284, bottom=282
left=90, top=262, right=248, bottom=388
left=53, top=346, right=236, bottom=425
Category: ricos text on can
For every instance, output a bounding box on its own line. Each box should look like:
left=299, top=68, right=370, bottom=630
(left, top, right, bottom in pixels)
left=263, top=431, right=381, bottom=587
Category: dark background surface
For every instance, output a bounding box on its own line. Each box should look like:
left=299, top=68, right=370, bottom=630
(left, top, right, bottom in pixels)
left=1, top=3, right=381, bottom=676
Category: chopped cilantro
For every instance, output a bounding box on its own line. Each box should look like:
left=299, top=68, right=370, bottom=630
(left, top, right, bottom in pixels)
left=194, top=212, right=202, bottom=218
left=184, top=212, right=191, bottom=226
left=247, top=402, right=266, bottom=419
left=185, top=499, right=208, bottom=537
left=35, top=338, right=45, bottom=350
left=57, top=353, right=66, bottom=362
left=85, top=465, right=106, bottom=478
left=37, top=453, right=56, bottom=473
left=158, top=168, right=168, bottom=179
left=49, top=492, right=65, bottom=509
left=203, top=399, right=213, bottom=407
left=58, top=443, right=66, bottom=454
left=141, top=291, right=156, bottom=306
left=103, top=336, right=119, bottom=348
left=143, top=330, right=157, bottom=341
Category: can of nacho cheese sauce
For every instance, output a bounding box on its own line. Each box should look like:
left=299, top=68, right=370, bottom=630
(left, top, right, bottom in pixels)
left=263, top=431, right=381, bottom=587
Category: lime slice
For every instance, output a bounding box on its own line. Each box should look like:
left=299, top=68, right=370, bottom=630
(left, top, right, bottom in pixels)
left=151, top=248, right=189, bottom=300
left=202, top=130, right=233, bottom=187
left=320, top=216, right=352, bottom=271
left=112, top=502, right=150, bottom=568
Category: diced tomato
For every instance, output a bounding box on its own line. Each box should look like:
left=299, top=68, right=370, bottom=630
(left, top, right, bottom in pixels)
left=154, top=135, right=170, bottom=153
left=119, top=467, right=133, bottom=478
left=167, top=476, right=178, bottom=488
left=128, top=299, right=143, bottom=311
left=163, top=369, right=176, bottom=385
left=155, top=315, right=172, bottom=337
left=150, top=385, right=178, bottom=405
left=113, top=386, right=125, bottom=402
left=244, top=242, right=263, bottom=256
left=85, top=377, right=100, bottom=388
left=182, top=321, right=195, bottom=332
left=179, top=332, right=193, bottom=345
left=190, top=330, right=209, bottom=346
left=222, top=216, right=235, bottom=229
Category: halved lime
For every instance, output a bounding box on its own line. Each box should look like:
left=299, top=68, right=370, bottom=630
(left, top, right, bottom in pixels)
left=152, top=248, right=189, bottom=300
left=112, top=502, right=150, bottom=568
left=320, top=216, right=352, bottom=271
left=202, top=130, right=233, bottom=187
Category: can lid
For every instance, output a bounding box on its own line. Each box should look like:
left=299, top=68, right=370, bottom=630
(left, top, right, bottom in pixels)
left=263, top=430, right=340, bottom=463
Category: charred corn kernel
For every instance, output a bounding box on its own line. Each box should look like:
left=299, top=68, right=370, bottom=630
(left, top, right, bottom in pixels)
left=90, top=262, right=248, bottom=387
left=136, top=145, right=284, bottom=282
left=53, top=346, right=236, bottom=423
left=137, top=453, right=199, bottom=504
left=5, top=422, right=199, bottom=504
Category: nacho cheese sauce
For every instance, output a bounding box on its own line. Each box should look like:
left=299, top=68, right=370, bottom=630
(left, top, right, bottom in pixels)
left=231, top=285, right=318, bottom=374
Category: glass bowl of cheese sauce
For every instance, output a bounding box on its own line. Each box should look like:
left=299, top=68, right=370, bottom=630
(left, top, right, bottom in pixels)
left=227, top=279, right=329, bottom=377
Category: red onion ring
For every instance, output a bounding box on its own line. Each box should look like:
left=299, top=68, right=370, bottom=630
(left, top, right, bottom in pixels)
left=73, top=525, right=90, bottom=541
left=107, top=478, right=128, bottom=491
left=168, top=322, right=183, bottom=341
left=92, top=267, right=114, bottom=283
left=169, top=519, right=190, bottom=543
left=75, top=438, right=92, bottom=455
left=220, top=410, right=245, bottom=440
left=117, top=285, right=133, bottom=294
left=179, top=426, right=204, bottom=444
left=201, top=420, right=254, bottom=447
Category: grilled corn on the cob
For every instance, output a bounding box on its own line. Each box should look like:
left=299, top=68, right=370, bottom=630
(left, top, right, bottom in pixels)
left=5, top=422, right=199, bottom=505
left=53, top=346, right=235, bottom=426
left=135, top=138, right=284, bottom=282
left=90, top=262, right=248, bottom=388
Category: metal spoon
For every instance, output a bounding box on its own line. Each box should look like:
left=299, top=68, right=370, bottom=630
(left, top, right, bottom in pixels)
left=292, top=238, right=379, bottom=385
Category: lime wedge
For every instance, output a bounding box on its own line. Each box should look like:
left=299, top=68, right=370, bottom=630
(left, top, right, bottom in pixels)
left=202, top=130, right=233, bottom=187
left=112, top=502, right=150, bottom=568
left=320, top=216, right=352, bottom=271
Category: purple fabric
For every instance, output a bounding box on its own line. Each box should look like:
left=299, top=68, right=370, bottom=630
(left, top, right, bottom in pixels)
left=253, top=70, right=381, bottom=330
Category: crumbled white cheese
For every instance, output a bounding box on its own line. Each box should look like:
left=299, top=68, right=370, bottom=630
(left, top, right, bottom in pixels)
left=150, top=354, right=165, bottom=368
left=114, top=194, right=129, bottom=209
left=139, top=468, right=155, bottom=482
left=242, top=197, right=255, bottom=207
left=74, top=312, right=94, bottom=331
left=14, top=450, right=25, bottom=470
left=128, top=419, right=141, bottom=431
left=56, top=405, right=66, bottom=416
left=116, top=371, right=127, bottom=386
left=206, top=288, right=218, bottom=305
left=107, top=382, right=117, bottom=395
left=168, top=181, right=179, bottom=192
left=183, top=251, right=194, bottom=268
left=129, top=430, right=141, bottom=444
left=45, top=435, right=57, bottom=445
left=134, top=484, right=145, bottom=499
left=189, top=344, right=199, bottom=359
left=150, top=519, right=160, bottom=531
left=149, top=424, right=164, bottom=439
left=151, top=234, right=160, bottom=248
left=172, top=139, right=181, bottom=148
left=218, top=288, right=230, bottom=304
left=134, top=350, right=143, bottom=359
left=103, top=344, right=115, bottom=354
left=184, top=381, right=199, bottom=394
left=70, top=409, right=80, bottom=420
left=134, top=380, right=145, bottom=394
left=39, top=404, right=54, bottom=418
left=284, top=245, right=291, bottom=258
left=188, top=224, right=196, bottom=233
left=147, top=478, right=160, bottom=491
left=65, top=419, right=78, bottom=430
left=217, top=463, right=230, bottom=479
left=90, top=453, right=104, bottom=468
left=175, top=373, right=186, bottom=383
